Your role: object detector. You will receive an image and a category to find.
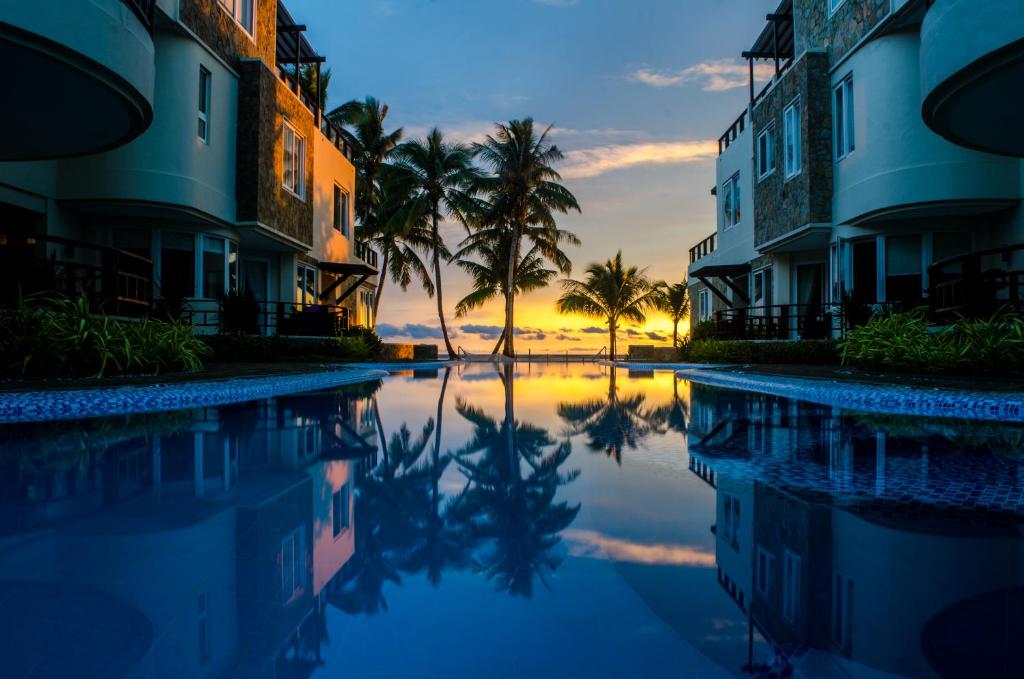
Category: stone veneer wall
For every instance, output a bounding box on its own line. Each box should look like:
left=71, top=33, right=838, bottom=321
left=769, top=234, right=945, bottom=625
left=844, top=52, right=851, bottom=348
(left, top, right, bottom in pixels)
left=793, top=0, right=891, bottom=65
left=236, top=60, right=315, bottom=246
left=752, top=51, right=833, bottom=247
left=179, top=0, right=277, bottom=68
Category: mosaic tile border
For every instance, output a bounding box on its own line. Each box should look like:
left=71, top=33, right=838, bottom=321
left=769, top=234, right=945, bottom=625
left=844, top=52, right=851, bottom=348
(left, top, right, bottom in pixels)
left=341, top=361, right=458, bottom=371
left=678, top=368, right=1024, bottom=423
left=605, top=361, right=727, bottom=371
left=0, top=368, right=389, bottom=424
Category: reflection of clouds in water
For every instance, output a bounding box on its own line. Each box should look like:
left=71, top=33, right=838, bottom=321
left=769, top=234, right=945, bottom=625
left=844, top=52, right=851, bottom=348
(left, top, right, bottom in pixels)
left=563, top=529, right=715, bottom=567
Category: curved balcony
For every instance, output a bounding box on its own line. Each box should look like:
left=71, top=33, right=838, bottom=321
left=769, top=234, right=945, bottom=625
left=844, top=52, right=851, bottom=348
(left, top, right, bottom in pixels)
left=0, top=0, right=155, bottom=160
left=920, top=0, right=1024, bottom=156
left=833, top=33, right=1019, bottom=226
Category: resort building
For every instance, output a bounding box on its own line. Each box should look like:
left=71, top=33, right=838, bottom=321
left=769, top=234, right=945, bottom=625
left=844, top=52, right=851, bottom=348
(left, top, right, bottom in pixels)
left=688, top=0, right=1024, bottom=339
left=0, top=0, right=378, bottom=334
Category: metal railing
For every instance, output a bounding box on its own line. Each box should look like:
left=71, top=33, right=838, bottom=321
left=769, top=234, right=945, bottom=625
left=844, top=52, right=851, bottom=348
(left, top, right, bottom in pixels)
left=0, top=232, right=152, bottom=315
left=275, top=65, right=355, bottom=163
left=706, top=302, right=908, bottom=340
left=718, top=110, right=746, bottom=155
left=928, top=243, right=1024, bottom=318
left=184, top=299, right=351, bottom=337
left=121, top=0, right=155, bottom=32
left=355, top=241, right=378, bottom=269
left=689, top=232, right=717, bottom=264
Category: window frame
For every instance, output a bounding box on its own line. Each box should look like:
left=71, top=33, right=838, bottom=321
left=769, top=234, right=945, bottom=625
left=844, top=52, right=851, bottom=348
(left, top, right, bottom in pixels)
left=698, top=287, right=712, bottom=322
left=832, top=570, right=854, bottom=651
left=333, top=184, right=350, bottom=236
left=756, top=545, right=775, bottom=597
left=198, top=66, right=211, bottom=144
left=783, top=549, right=801, bottom=623
left=217, top=0, right=257, bottom=38
left=829, top=0, right=847, bottom=16
left=757, top=123, right=776, bottom=181
left=280, top=526, right=305, bottom=603
left=783, top=97, right=802, bottom=179
left=722, top=173, right=741, bottom=229
left=332, top=484, right=350, bottom=538
left=834, top=75, right=855, bottom=161
left=297, top=263, right=317, bottom=306
left=282, top=121, right=306, bottom=199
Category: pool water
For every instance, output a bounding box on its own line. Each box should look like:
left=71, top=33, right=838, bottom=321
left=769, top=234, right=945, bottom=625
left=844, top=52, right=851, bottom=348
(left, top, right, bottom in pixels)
left=0, top=363, right=1022, bottom=678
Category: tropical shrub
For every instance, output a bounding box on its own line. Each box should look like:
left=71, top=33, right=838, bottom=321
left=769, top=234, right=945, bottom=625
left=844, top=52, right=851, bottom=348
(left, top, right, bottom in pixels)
left=690, top=320, right=717, bottom=341
left=679, top=339, right=839, bottom=365
left=200, top=334, right=376, bottom=363
left=839, top=309, right=1024, bottom=375
left=0, top=293, right=208, bottom=378
left=344, top=326, right=384, bottom=357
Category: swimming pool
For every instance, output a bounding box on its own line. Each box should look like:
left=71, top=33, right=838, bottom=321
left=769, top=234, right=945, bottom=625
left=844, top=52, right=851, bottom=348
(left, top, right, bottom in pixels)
left=0, top=363, right=1020, bottom=678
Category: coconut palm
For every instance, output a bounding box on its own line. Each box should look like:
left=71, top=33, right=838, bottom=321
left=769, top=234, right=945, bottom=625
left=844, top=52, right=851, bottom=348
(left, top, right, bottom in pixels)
left=393, top=129, right=478, bottom=358
left=452, top=225, right=576, bottom=354
left=471, top=119, right=581, bottom=357
left=327, top=98, right=403, bottom=319
left=660, top=281, right=690, bottom=348
left=555, top=251, right=664, bottom=359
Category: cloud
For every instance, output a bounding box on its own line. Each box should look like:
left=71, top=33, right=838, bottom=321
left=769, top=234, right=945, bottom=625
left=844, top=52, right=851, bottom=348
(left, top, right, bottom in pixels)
left=564, top=529, right=716, bottom=567
left=629, top=59, right=776, bottom=91
left=645, top=331, right=668, bottom=341
left=460, top=324, right=504, bottom=338
left=561, top=140, right=717, bottom=179
left=556, top=333, right=582, bottom=342
left=376, top=323, right=450, bottom=340
left=580, top=326, right=605, bottom=334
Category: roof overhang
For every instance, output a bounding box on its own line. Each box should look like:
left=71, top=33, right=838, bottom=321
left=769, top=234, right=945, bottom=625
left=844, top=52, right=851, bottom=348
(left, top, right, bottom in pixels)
left=319, top=261, right=378, bottom=277
left=757, top=223, right=832, bottom=254
left=690, top=263, right=751, bottom=278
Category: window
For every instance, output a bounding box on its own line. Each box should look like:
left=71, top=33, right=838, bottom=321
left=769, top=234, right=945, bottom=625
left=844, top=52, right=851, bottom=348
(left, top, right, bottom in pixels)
left=722, top=174, right=741, bottom=228
left=721, top=495, right=740, bottom=550
left=160, top=232, right=196, bottom=300
left=202, top=236, right=226, bottom=299
left=757, top=124, right=776, bottom=180
left=756, top=546, right=775, bottom=597
left=228, top=242, right=238, bottom=293
left=832, top=571, right=854, bottom=650
left=783, top=549, right=801, bottom=623
left=829, top=0, right=847, bottom=14
left=698, top=288, right=712, bottom=322
left=297, top=264, right=317, bottom=306
left=333, top=185, right=350, bottom=236
left=217, top=0, right=255, bottom=35
left=783, top=98, right=802, bottom=178
left=885, top=234, right=923, bottom=303
left=332, top=484, right=350, bottom=537
left=834, top=75, right=855, bottom=160
left=280, top=526, right=306, bottom=603
left=752, top=267, right=773, bottom=308
left=198, top=67, right=211, bottom=143
left=283, top=122, right=306, bottom=198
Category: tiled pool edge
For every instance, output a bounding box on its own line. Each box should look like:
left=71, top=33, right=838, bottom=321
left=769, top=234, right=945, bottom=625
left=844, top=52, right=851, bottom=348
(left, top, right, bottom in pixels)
left=679, top=368, right=1024, bottom=423
left=604, top=361, right=729, bottom=371
left=0, top=368, right=389, bottom=424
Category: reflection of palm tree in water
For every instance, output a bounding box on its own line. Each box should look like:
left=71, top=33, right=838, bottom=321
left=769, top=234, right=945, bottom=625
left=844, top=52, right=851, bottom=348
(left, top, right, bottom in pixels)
left=557, top=367, right=658, bottom=465
left=453, top=363, right=580, bottom=597
left=648, top=374, right=690, bottom=436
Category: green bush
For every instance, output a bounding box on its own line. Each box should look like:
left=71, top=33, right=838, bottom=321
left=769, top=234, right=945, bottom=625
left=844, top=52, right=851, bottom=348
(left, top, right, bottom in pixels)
left=690, top=320, right=717, bottom=341
left=839, top=309, right=1024, bottom=375
left=679, top=339, right=839, bottom=364
left=200, top=334, right=375, bottom=363
left=0, top=293, right=208, bottom=378
left=343, top=326, right=383, bottom=357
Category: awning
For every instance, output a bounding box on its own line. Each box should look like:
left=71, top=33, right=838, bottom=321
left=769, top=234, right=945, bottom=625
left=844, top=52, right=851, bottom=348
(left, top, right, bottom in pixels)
left=743, top=0, right=794, bottom=62
left=757, top=224, right=832, bottom=254
left=319, top=261, right=378, bottom=277
left=689, top=263, right=751, bottom=279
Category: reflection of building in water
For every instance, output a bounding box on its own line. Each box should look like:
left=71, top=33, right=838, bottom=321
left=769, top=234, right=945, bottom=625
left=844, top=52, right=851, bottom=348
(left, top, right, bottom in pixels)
left=687, top=383, right=1024, bottom=678
left=0, top=385, right=377, bottom=678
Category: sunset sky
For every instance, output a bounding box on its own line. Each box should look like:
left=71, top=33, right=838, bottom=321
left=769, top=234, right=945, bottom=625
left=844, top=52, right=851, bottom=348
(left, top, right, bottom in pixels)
left=290, top=0, right=774, bottom=351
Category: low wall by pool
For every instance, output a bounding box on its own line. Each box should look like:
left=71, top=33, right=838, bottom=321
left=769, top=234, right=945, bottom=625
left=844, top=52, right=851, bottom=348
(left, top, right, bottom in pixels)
left=680, top=368, right=1024, bottom=423
left=0, top=368, right=388, bottom=424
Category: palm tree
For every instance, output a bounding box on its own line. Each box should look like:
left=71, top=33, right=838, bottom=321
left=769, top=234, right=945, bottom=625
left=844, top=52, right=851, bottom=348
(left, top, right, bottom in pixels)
left=327, top=97, right=403, bottom=319
left=660, top=281, right=690, bottom=348
left=299, top=65, right=331, bottom=112
left=452, top=225, right=576, bottom=354
left=555, top=251, right=664, bottom=359
left=393, top=129, right=478, bottom=358
left=471, top=119, right=581, bottom=357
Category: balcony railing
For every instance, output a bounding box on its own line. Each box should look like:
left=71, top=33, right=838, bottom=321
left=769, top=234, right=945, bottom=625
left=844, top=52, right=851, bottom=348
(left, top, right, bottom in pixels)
left=704, top=302, right=907, bottom=340
left=276, top=65, right=355, bottom=163
left=0, top=232, right=152, bottom=316
left=718, top=110, right=746, bottom=155
left=689, top=232, right=717, bottom=265
left=185, top=299, right=352, bottom=337
left=355, top=241, right=378, bottom=269
left=121, top=0, right=155, bottom=32
left=928, top=243, right=1024, bottom=318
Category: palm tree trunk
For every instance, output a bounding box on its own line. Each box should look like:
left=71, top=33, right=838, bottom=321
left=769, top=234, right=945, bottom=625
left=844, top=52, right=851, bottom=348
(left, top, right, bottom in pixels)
left=491, top=325, right=506, bottom=355
left=609, top=319, right=617, bottom=361
left=502, top=224, right=522, bottom=359
left=672, top=319, right=678, bottom=349
left=372, top=249, right=389, bottom=322
left=431, top=212, right=456, bottom=359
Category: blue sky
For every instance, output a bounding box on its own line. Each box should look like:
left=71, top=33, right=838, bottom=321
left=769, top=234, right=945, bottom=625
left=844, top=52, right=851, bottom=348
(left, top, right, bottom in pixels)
left=288, top=0, right=775, bottom=349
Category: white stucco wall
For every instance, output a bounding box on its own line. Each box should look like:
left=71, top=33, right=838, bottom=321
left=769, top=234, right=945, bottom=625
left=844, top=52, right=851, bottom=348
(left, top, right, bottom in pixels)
left=832, top=32, right=1020, bottom=226
left=57, top=29, right=239, bottom=225
left=311, top=132, right=357, bottom=264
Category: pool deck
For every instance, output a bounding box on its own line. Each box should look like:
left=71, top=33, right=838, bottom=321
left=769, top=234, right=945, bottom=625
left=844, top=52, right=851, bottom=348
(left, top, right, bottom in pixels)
left=0, top=366, right=389, bottom=424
